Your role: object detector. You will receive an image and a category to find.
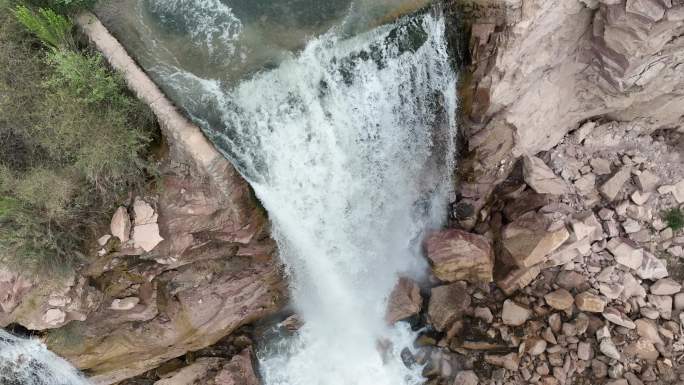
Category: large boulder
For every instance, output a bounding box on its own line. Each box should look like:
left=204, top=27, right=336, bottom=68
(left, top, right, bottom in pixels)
left=454, top=0, right=684, bottom=227
left=502, top=212, right=570, bottom=268
left=425, top=229, right=494, bottom=283
left=427, top=281, right=471, bottom=331
left=385, top=277, right=422, bottom=324
left=44, top=169, right=284, bottom=385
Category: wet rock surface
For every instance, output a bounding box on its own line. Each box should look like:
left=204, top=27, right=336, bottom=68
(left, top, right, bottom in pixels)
left=2, top=2, right=684, bottom=385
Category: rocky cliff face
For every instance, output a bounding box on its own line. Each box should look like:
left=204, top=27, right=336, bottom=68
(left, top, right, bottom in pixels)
left=0, top=13, right=287, bottom=385
left=2, top=2, right=683, bottom=385
left=454, top=0, right=684, bottom=223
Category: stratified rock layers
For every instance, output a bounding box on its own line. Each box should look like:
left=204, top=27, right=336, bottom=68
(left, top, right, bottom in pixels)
left=0, top=12, right=289, bottom=385
left=456, top=0, right=684, bottom=221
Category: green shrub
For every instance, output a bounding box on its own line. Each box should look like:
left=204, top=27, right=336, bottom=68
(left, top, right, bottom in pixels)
left=19, top=0, right=97, bottom=14
left=0, top=6, right=157, bottom=274
left=0, top=165, right=14, bottom=193
left=14, top=168, right=75, bottom=220
left=0, top=197, right=21, bottom=220
left=13, top=5, right=73, bottom=49
left=45, top=50, right=125, bottom=105
left=664, top=208, right=684, bottom=232
left=38, top=50, right=154, bottom=193
left=0, top=204, right=82, bottom=273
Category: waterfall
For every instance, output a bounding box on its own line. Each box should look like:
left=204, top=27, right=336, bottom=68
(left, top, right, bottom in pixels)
left=3, top=2, right=457, bottom=384
left=0, top=330, right=90, bottom=385
left=156, top=11, right=458, bottom=385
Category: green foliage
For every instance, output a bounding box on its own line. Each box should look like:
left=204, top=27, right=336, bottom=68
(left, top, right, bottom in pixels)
left=664, top=208, right=684, bottom=232
left=0, top=7, right=157, bottom=274
left=13, top=5, right=73, bottom=49
left=0, top=197, right=21, bottom=220
left=15, top=168, right=75, bottom=220
left=0, top=165, right=14, bottom=193
left=45, top=50, right=123, bottom=105
left=0, top=202, right=82, bottom=273
left=20, top=0, right=98, bottom=14
left=39, top=50, right=154, bottom=191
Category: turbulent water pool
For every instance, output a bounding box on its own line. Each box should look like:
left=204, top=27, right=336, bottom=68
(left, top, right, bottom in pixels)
left=2, top=1, right=458, bottom=384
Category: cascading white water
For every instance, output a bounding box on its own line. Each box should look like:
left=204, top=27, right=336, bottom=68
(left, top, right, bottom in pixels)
left=0, top=330, right=90, bottom=385
left=7, top=2, right=457, bottom=383
left=153, top=11, right=458, bottom=385
left=251, top=16, right=456, bottom=385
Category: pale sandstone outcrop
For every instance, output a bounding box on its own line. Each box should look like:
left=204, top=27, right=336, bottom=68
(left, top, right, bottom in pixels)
left=110, top=206, right=131, bottom=243
left=0, top=269, right=102, bottom=330
left=456, top=0, right=684, bottom=223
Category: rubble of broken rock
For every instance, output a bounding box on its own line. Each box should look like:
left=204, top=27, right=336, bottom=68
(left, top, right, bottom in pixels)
left=387, top=123, right=683, bottom=385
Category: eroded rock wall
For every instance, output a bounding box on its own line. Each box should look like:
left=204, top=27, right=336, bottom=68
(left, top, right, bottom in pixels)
left=0, top=12, right=287, bottom=385
left=455, top=0, right=684, bottom=222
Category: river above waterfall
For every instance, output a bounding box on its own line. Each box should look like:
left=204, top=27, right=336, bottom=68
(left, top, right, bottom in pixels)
left=96, top=1, right=457, bottom=384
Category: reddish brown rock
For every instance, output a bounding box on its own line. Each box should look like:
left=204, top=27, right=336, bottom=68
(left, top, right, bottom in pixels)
left=0, top=270, right=102, bottom=331
left=555, top=271, right=589, bottom=291
left=427, top=282, right=471, bottom=331
left=502, top=212, right=570, bottom=268
left=0, top=268, right=33, bottom=315
left=153, top=349, right=258, bottom=385
left=385, top=277, right=422, bottom=324
left=50, top=253, right=284, bottom=384
left=426, top=229, right=494, bottom=283
left=280, top=314, right=304, bottom=332
left=154, top=358, right=223, bottom=385
left=497, top=265, right=542, bottom=295
left=213, top=349, right=260, bottom=385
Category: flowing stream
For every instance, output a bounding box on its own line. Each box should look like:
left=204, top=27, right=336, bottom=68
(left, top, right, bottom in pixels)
left=0, top=330, right=89, bottom=385
left=1, top=1, right=458, bottom=384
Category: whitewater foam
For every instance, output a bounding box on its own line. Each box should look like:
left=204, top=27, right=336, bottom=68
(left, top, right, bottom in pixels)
left=158, top=11, right=458, bottom=385
left=0, top=330, right=90, bottom=385
left=145, top=0, right=242, bottom=56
